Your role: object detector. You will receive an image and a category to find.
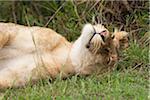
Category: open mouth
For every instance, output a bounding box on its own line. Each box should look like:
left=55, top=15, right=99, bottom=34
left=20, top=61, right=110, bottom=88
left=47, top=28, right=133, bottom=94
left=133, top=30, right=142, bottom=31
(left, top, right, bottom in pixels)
left=89, top=30, right=107, bottom=43
left=86, top=30, right=107, bottom=49
left=98, top=30, right=107, bottom=42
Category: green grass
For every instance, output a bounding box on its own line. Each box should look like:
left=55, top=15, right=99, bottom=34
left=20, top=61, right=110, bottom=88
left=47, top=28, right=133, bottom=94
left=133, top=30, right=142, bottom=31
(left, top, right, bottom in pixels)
left=1, top=70, right=148, bottom=99
left=0, top=1, right=149, bottom=99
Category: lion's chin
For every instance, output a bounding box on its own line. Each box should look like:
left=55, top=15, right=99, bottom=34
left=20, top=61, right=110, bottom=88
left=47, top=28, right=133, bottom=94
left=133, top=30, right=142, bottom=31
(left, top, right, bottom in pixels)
left=88, top=34, right=104, bottom=54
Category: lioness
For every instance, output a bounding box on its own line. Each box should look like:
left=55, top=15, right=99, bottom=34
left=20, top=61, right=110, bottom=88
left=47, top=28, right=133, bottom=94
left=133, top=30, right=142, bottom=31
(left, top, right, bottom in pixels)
left=0, top=23, right=128, bottom=88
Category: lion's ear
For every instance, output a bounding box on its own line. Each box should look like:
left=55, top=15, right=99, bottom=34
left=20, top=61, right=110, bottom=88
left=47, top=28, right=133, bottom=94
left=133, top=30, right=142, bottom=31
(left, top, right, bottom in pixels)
left=113, top=30, right=129, bottom=50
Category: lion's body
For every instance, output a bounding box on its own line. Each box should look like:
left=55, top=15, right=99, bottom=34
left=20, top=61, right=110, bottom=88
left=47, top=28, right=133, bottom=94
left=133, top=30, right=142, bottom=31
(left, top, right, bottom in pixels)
left=0, top=23, right=74, bottom=88
left=0, top=23, right=128, bottom=88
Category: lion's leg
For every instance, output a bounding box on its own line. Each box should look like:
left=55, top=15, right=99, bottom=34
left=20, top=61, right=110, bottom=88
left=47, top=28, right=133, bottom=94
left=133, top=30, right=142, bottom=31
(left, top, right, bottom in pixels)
left=0, top=69, right=25, bottom=88
left=0, top=55, right=37, bottom=89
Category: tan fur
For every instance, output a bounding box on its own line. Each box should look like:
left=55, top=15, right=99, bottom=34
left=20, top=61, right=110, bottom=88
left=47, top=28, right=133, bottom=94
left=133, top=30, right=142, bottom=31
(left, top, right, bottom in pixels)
left=0, top=23, right=128, bottom=88
left=0, top=23, right=74, bottom=88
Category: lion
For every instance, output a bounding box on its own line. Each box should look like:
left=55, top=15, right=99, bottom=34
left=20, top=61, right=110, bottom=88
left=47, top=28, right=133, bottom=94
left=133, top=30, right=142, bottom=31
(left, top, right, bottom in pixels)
left=0, top=23, right=128, bottom=88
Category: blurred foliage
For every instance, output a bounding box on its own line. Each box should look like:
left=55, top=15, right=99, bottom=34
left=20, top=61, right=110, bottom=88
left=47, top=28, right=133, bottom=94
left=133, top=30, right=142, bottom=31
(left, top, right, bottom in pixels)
left=0, top=0, right=149, bottom=42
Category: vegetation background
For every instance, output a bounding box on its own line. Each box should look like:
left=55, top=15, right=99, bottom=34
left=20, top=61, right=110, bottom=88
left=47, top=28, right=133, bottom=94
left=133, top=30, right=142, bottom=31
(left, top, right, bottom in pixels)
left=0, top=0, right=149, bottom=99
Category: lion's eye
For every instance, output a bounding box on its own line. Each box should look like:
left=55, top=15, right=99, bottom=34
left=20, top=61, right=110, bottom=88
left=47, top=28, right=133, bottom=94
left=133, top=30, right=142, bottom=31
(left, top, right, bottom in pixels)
left=107, top=57, right=111, bottom=64
left=104, top=48, right=110, bottom=53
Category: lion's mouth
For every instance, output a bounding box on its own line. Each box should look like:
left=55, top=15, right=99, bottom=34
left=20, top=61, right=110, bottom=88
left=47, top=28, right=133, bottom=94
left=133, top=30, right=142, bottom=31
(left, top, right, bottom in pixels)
left=87, top=30, right=107, bottom=46
left=98, top=30, right=107, bottom=42
left=86, top=30, right=108, bottom=54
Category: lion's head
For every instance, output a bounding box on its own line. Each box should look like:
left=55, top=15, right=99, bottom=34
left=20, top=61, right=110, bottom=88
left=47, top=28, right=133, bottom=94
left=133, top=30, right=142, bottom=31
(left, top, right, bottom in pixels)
left=71, top=23, right=129, bottom=75
left=88, top=24, right=128, bottom=62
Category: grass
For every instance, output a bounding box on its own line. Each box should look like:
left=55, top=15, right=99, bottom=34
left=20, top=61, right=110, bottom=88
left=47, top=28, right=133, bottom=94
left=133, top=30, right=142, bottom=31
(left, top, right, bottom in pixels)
left=1, top=70, right=148, bottom=99
left=0, top=1, right=149, bottom=99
